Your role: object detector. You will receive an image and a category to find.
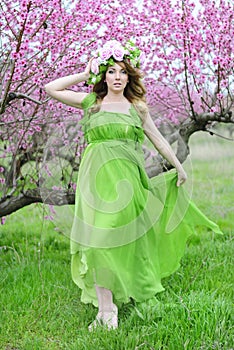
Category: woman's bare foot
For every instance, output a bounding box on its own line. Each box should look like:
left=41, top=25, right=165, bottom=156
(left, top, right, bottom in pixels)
left=88, top=311, right=102, bottom=332
left=88, top=304, right=118, bottom=331
left=102, top=304, right=118, bottom=330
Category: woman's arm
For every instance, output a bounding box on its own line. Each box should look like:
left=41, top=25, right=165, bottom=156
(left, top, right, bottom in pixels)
left=142, top=112, right=187, bottom=186
left=44, top=60, right=92, bottom=108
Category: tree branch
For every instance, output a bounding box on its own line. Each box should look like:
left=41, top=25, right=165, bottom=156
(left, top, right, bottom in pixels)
left=0, top=92, right=49, bottom=108
left=1, top=110, right=233, bottom=218
left=0, top=188, right=75, bottom=217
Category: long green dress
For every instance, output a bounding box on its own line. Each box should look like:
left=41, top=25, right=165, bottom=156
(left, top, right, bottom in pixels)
left=70, top=93, right=222, bottom=307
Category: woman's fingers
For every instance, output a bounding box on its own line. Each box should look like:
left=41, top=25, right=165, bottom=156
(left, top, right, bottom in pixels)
left=176, top=171, right=187, bottom=187
left=84, top=57, right=94, bottom=75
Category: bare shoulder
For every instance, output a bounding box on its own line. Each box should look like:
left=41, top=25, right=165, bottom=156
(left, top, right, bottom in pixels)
left=133, top=99, right=148, bottom=111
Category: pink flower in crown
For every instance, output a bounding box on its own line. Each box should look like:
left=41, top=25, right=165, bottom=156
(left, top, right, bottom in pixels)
left=112, top=46, right=125, bottom=61
left=99, top=48, right=112, bottom=61
left=91, top=58, right=99, bottom=74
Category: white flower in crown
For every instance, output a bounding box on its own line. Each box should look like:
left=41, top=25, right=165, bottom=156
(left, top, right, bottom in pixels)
left=124, top=49, right=130, bottom=55
left=91, top=76, right=97, bottom=84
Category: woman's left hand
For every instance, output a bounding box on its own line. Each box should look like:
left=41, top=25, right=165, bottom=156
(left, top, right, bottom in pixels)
left=176, top=168, right=187, bottom=187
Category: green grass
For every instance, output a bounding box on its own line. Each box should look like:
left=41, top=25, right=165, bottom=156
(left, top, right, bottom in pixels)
left=0, top=132, right=233, bottom=349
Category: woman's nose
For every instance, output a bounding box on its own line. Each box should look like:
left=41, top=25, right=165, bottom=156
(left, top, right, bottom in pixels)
left=115, top=71, right=120, bottom=79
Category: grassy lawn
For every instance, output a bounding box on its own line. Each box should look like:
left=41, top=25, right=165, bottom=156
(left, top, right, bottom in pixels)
left=0, top=131, right=233, bottom=350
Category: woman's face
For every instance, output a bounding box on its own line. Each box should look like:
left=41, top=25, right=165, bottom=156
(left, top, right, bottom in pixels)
left=105, top=63, right=128, bottom=93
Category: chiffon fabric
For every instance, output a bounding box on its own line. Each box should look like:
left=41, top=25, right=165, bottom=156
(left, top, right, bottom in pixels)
left=70, top=93, right=222, bottom=307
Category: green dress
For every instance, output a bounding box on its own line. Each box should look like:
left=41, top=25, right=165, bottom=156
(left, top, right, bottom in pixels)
left=70, top=93, right=222, bottom=307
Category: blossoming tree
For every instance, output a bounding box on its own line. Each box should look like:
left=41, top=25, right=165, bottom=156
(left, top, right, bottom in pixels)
left=0, top=0, right=233, bottom=218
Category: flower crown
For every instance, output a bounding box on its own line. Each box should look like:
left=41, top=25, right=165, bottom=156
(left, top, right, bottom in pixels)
left=87, top=40, right=146, bottom=85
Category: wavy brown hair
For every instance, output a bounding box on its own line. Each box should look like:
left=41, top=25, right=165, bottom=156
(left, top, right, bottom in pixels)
left=93, top=60, right=146, bottom=103
left=91, top=60, right=149, bottom=121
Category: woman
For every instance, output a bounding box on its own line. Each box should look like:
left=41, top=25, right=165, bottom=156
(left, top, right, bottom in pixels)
left=45, top=40, right=221, bottom=330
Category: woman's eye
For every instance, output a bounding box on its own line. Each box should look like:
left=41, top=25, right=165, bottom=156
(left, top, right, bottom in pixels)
left=108, top=70, right=114, bottom=74
left=121, top=70, right=127, bottom=74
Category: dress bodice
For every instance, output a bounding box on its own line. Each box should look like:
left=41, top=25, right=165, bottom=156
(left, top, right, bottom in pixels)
left=79, top=93, right=144, bottom=144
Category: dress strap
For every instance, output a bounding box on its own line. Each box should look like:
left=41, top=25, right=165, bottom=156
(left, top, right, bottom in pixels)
left=81, top=92, right=97, bottom=110
left=79, top=93, right=97, bottom=133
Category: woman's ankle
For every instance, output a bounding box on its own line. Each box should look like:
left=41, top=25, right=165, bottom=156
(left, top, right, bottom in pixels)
left=102, top=303, right=117, bottom=313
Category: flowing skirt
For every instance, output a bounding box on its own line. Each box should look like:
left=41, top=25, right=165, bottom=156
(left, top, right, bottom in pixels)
left=70, top=140, right=222, bottom=306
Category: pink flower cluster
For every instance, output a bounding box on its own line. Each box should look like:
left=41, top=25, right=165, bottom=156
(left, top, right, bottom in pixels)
left=0, top=0, right=233, bottom=216
left=90, top=40, right=144, bottom=76
left=101, top=40, right=125, bottom=60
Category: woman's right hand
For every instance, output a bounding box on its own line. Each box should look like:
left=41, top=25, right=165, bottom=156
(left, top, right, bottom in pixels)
left=84, top=58, right=94, bottom=79
left=45, top=59, right=95, bottom=108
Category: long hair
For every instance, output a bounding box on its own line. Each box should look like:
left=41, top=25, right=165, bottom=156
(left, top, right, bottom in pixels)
left=92, top=59, right=148, bottom=121
left=93, top=60, right=145, bottom=101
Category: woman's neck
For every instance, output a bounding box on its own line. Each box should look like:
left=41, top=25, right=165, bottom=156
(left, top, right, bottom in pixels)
left=103, top=92, right=128, bottom=103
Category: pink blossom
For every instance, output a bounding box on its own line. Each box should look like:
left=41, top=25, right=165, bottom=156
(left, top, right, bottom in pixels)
left=112, top=47, right=125, bottom=61
left=99, top=48, right=112, bottom=61
left=1, top=217, right=6, bottom=225
left=217, top=93, right=223, bottom=100
left=44, top=215, right=54, bottom=221
left=69, top=182, right=77, bottom=191
left=11, top=52, right=19, bottom=60
left=52, top=186, right=61, bottom=190
left=91, top=58, right=99, bottom=74
left=0, top=0, right=234, bottom=220
left=139, top=51, right=146, bottom=67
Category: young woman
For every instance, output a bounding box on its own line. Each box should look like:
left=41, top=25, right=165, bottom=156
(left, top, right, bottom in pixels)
left=45, top=40, right=221, bottom=330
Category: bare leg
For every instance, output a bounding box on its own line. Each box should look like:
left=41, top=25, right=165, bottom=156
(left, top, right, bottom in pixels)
left=88, top=285, right=118, bottom=330
left=95, top=285, right=115, bottom=312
